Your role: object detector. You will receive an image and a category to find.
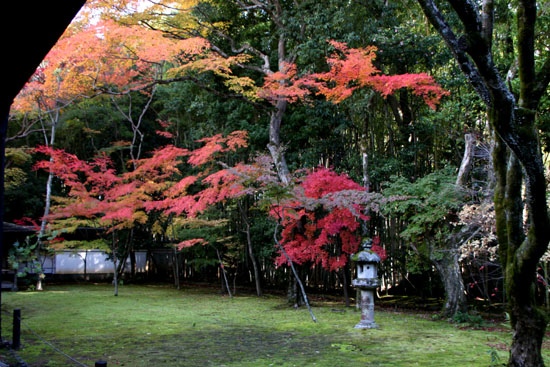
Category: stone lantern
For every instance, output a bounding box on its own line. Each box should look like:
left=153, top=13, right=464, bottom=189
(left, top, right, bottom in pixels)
left=351, top=238, right=381, bottom=329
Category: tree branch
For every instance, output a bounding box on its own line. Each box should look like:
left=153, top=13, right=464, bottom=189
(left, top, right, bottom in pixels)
left=156, top=76, right=268, bottom=111
left=481, top=0, right=494, bottom=50
left=416, top=0, right=491, bottom=105
left=192, top=6, right=272, bottom=73
left=533, top=56, right=550, bottom=102
left=448, top=0, right=484, bottom=38
left=517, top=0, right=537, bottom=108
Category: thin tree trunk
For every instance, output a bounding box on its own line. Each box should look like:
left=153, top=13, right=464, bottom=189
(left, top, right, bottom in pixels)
left=215, top=247, right=232, bottom=298
left=245, top=222, right=262, bottom=297
left=545, top=264, right=549, bottom=309
left=36, top=170, right=53, bottom=291
left=130, top=249, right=136, bottom=279
left=357, top=115, right=373, bottom=308
left=113, top=254, right=119, bottom=297
left=274, top=221, right=317, bottom=322
left=84, top=250, right=88, bottom=279
left=111, top=231, right=119, bottom=296
left=239, top=201, right=262, bottom=297
left=232, top=270, right=237, bottom=296
left=173, top=247, right=180, bottom=290
left=36, top=109, right=59, bottom=291
left=341, top=264, right=350, bottom=307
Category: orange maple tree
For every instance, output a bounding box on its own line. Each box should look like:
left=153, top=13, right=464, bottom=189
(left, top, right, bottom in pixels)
left=13, top=20, right=209, bottom=113
left=258, top=40, right=448, bottom=109
left=13, top=13, right=259, bottom=116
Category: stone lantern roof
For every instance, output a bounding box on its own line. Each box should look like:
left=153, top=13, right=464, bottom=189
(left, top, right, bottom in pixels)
left=354, top=250, right=381, bottom=263
left=352, top=238, right=381, bottom=263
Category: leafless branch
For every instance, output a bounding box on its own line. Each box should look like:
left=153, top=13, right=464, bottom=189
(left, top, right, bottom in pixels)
left=145, top=0, right=196, bottom=12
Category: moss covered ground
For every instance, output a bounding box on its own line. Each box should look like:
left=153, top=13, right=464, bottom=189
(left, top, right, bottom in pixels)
left=0, top=284, right=547, bottom=366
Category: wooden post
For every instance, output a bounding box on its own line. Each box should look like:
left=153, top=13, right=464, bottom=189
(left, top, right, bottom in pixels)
left=544, top=263, right=549, bottom=309
left=12, top=309, right=21, bottom=350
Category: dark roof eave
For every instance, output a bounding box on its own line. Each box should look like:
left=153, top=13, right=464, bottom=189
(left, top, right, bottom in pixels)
left=3, top=222, right=36, bottom=234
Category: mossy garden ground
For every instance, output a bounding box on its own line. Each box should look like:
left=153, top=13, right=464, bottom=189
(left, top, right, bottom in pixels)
left=0, top=284, right=548, bottom=366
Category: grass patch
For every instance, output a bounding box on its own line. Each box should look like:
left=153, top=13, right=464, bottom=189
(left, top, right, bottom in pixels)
left=0, top=284, right=547, bottom=366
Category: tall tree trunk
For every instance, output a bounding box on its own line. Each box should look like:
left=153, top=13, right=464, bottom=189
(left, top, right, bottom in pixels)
left=267, top=100, right=291, bottom=184
left=493, top=133, right=547, bottom=367
left=83, top=250, right=88, bottom=279
left=357, top=114, right=372, bottom=308
left=130, top=249, right=136, bottom=279
left=265, top=78, right=295, bottom=305
left=113, top=253, right=119, bottom=297
left=427, top=132, right=478, bottom=317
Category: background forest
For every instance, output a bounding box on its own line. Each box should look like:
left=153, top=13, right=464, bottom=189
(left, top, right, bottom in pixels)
left=6, top=0, right=550, bottom=355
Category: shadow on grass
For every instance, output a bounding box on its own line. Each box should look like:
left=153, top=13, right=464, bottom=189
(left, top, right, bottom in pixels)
left=26, top=325, right=343, bottom=366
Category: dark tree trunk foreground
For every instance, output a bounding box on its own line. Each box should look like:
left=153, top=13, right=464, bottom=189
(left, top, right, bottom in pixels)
left=416, top=1, right=550, bottom=366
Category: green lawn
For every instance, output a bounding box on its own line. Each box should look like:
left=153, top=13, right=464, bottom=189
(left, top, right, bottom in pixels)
left=0, top=284, right=546, bottom=366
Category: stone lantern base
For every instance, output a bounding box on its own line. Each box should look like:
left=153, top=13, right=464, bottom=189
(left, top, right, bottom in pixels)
left=354, top=289, right=378, bottom=329
left=354, top=319, right=378, bottom=329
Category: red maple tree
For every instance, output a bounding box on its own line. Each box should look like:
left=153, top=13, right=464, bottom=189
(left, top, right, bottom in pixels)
left=35, top=130, right=249, bottom=242
left=271, top=167, right=386, bottom=271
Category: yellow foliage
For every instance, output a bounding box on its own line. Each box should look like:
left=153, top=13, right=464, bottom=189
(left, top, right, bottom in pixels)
left=83, top=127, right=102, bottom=135
left=174, top=217, right=228, bottom=228
left=133, top=211, right=148, bottom=225
left=6, top=148, right=32, bottom=166
left=224, top=76, right=260, bottom=101
left=152, top=220, right=165, bottom=236
left=4, top=168, right=27, bottom=191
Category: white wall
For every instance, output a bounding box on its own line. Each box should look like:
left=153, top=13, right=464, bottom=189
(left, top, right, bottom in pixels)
left=42, top=250, right=147, bottom=274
